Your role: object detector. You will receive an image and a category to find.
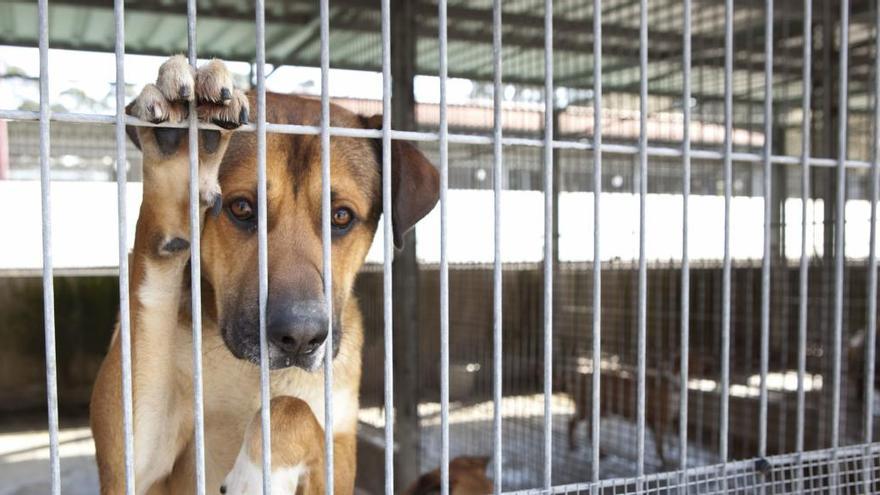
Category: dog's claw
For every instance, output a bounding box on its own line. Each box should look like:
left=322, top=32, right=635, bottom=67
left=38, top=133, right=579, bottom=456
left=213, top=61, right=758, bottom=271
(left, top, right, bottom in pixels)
left=212, top=118, right=239, bottom=130
left=239, top=108, right=249, bottom=125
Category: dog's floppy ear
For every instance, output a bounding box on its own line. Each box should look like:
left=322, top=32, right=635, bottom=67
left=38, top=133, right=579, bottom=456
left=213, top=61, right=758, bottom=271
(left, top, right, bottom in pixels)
left=362, top=114, right=440, bottom=249
left=124, top=101, right=142, bottom=151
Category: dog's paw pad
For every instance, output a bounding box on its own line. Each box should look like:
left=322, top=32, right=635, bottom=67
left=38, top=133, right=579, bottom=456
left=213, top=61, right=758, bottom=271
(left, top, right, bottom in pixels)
left=159, top=236, right=190, bottom=256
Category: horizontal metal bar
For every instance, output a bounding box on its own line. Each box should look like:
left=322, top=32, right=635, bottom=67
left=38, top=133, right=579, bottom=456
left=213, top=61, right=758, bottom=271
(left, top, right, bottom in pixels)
left=1, top=109, right=872, bottom=169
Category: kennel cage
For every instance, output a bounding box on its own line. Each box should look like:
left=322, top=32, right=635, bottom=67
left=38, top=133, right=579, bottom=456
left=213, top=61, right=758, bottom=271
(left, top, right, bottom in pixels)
left=0, top=0, right=879, bottom=493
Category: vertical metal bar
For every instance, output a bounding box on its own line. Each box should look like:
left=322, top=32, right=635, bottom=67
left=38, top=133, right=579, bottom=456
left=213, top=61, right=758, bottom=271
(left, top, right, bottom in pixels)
left=319, top=0, right=334, bottom=492
left=720, top=0, right=733, bottom=474
left=866, top=0, right=880, bottom=462
left=438, top=0, right=450, bottom=493
left=831, top=0, right=849, bottom=490
left=37, top=0, right=60, bottom=493
left=113, top=0, right=135, bottom=493
left=795, top=1, right=811, bottom=493
left=185, top=1, right=207, bottom=492
left=591, top=0, right=603, bottom=487
left=380, top=0, right=394, bottom=492
left=759, top=0, right=774, bottom=463
left=491, top=0, right=504, bottom=492
left=255, top=0, right=272, bottom=491
left=542, top=0, right=554, bottom=490
left=679, top=0, right=692, bottom=486
left=864, top=4, right=880, bottom=492
left=636, top=0, right=648, bottom=481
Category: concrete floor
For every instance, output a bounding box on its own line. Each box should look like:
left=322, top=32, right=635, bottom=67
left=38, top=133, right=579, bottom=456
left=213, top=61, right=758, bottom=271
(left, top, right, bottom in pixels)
left=0, top=422, right=99, bottom=495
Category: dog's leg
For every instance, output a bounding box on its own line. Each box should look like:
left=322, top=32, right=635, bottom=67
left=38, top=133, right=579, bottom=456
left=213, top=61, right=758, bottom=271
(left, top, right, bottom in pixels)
left=222, top=397, right=327, bottom=495
left=90, top=55, right=249, bottom=495
left=221, top=397, right=359, bottom=495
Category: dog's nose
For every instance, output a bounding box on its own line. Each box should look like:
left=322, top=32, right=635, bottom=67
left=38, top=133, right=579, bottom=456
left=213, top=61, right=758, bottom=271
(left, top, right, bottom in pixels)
left=267, top=301, right=329, bottom=357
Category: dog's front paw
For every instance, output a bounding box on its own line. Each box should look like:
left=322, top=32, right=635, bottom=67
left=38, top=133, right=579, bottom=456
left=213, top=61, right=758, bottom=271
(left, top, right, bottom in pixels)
left=129, top=56, right=251, bottom=214
left=134, top=55, right=249, bottom=129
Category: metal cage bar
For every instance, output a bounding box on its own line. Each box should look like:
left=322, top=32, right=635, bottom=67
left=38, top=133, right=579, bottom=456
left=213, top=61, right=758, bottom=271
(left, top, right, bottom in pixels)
left=255, top=0, right=273, bottom=490
left=635, top=0, right=648, bottom=481
left=679, top=0, right=692, bottom=490
left=4, top=108, right=879, bottom=169
left=720, top=0, right=734, bottom=479
left=542, top=0, right=554, bottom=490
left=113, top=0, right=136, bottom=492
left=37, top=0, right=60, bottom=493
left=831, top=0, right=850, bottom=491
left=380, top=0, right=394, bottom=492
left=758, top=0, right=774, bottom=465
left=185, top=1, right=208, bottom=492
left=591, top=0, right=603, bottom=488
left=319, top=0, right=335, bottom=492
left=865, top=1, right=880, bottom=489
left=492, top=0, right=504, bottom=492
left=795, top=0, right=812, bottom=493
left=438, top=0, right=451, bottom=493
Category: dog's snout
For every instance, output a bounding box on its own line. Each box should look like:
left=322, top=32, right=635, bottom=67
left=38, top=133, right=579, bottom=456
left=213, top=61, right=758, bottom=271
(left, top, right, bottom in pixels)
left=267, top=301, right=329, bottom=359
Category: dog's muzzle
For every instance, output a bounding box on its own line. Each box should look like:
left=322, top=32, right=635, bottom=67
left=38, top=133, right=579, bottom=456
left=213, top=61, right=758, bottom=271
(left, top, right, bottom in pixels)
left=267, top=300, right=329, bottom=371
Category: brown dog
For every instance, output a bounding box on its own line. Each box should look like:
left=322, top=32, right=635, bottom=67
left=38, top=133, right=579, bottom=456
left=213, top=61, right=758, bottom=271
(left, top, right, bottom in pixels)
left=402, top=457, right=494, bottom=495
left=89, top=55, right=439, bottom=494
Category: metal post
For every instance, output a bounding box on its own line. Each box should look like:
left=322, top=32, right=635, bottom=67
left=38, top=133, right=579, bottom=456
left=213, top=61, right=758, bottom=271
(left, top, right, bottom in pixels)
left=391, top=0, right=422, bottom=486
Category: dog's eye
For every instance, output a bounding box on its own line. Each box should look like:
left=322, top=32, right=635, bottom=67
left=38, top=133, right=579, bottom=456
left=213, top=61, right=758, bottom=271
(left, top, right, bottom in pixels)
left=229, top=198, right=254, bottom=221
left=332, top=207, right=354, bottom=230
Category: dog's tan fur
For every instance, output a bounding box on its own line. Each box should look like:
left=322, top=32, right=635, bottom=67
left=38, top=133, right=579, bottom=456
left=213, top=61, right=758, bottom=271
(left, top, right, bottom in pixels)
left=402, top=457, right=494, bottom=495
left=90, top=56, right=438, bottom=494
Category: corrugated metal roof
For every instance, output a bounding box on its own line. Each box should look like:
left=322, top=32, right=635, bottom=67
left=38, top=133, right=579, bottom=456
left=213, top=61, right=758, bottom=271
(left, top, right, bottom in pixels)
left=0, top=0, right=875, bottom=111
